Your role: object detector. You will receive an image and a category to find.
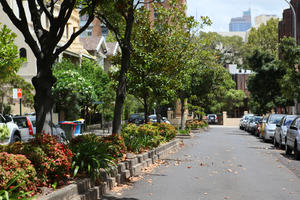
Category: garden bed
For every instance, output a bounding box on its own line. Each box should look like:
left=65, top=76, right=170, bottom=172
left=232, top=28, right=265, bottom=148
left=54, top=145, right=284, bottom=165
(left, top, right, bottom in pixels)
left=36, top=139, right=181, bottom=200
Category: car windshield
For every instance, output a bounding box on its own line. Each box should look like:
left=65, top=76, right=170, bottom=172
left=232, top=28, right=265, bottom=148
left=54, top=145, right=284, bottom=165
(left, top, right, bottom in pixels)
left=268, top=115, right=284, bottom=124
left=284, top=117, right=296, bottom=126
left=254, top=117, right=262, bottom=122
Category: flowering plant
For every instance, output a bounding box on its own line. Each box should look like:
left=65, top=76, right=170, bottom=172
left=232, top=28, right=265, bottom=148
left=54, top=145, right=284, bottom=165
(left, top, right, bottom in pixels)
left=0, top=152, right=37, bottom=197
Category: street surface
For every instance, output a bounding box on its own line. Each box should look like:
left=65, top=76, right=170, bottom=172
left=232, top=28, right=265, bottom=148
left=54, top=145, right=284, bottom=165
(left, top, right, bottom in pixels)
left=103, top=126, right=300, bottom=200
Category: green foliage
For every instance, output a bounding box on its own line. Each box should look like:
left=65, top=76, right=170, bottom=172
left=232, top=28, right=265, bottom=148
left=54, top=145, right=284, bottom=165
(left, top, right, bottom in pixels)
left=246, top=49, right=287, bottom=114
left=68, top=134, right=116, bottom=182
left=223, top=89, right=245, bottom=115
left=3, top=135, right=73, bottom=186
left=247, top=18, right=279, bottom=57
left=121, top=123, right=176, bottom=153
left=0, top=23, right=24, bottom=80
left=0, top=152, right=37, bottom=197
left=279, top=37, right=300, bottom=101
left=0, top=125, right=9, bottom=142
left=52, top=59, right=115, bottom=121
left=0, top=23, right=33, bottom=109
left=199, top=32, right=246, bottom=66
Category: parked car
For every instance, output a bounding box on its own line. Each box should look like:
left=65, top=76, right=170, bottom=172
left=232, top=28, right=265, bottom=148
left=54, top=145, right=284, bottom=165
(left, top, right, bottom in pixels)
left=128, top=113, right=145, bottom=125
left=274, top=115, right=297, bottom=149
left=248, top=116, right=263, bottom=134
left=148, top=115, right=170, bottom=124
left=244, top=115, right=255, bottom=132
left=285, top=117, right=300, bottom=160
left=0, top=114, right=21, bottom=144
left=207, top=114, right=218, bottom=124
left=263, top=114, right=285, bottom=142
left=239, top=114, right=254, bottom=130
left=12, top=115, right=65, bottom=142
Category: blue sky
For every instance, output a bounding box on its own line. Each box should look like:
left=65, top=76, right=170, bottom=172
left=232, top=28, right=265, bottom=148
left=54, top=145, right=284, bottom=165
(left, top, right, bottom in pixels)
left=187, top=0, right=290, bottom=32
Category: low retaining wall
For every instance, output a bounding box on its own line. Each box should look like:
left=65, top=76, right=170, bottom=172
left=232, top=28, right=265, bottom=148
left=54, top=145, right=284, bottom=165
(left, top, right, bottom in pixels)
left=38, top=139, right=181, bottom=200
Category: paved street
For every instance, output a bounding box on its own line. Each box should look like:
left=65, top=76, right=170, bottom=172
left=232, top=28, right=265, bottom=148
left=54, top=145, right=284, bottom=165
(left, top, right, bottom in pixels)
left=103, top=126, right=300, bottom=200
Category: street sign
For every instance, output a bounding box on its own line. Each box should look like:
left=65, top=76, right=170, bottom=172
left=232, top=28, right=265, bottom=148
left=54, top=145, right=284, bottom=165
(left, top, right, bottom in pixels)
left=93, top=101, right=104, bottom=105
left=13, top=88, right=22, bottom=99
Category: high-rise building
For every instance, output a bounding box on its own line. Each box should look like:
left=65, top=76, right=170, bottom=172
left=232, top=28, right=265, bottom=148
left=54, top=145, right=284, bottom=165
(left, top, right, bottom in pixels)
left=229, top=9, right=252, bottom=32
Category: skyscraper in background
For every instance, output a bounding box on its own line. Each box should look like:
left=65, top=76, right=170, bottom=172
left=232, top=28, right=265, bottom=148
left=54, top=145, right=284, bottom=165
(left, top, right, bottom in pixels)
left=229, top=9, right=252, bottom=32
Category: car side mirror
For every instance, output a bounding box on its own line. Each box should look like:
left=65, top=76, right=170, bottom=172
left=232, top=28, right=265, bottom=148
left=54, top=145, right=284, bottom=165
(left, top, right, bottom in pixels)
left=290, top=125, right=297, bottom=130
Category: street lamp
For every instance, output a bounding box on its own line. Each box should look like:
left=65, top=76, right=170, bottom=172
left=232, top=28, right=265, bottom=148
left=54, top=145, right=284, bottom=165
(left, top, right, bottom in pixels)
left=283, top=0, right=297, bottom=114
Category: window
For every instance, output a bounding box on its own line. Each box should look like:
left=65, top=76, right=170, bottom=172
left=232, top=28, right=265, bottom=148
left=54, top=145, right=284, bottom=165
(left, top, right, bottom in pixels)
left=19, top=48, right=27, bottom=59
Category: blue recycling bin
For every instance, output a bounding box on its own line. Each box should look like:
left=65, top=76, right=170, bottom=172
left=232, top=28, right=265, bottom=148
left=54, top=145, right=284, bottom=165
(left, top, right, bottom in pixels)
left=59, top=120, right=84, bottom=140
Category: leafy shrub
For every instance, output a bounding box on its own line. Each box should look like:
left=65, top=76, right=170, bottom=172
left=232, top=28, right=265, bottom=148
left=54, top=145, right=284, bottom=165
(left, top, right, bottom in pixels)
left=101, top=134, right=127, bottom=159
left=0, top=124, right=9, bottom=142
left=0, top=152, right=37, bottom=197
left=186, top=120, right=208, bottom=129
left=3, top=134, right=73, bottom=186
left=69, top=134, right=116, bottom=182
left=121, top=123, right=177, bottom=153
left=152, top=123, right=177, bottom=141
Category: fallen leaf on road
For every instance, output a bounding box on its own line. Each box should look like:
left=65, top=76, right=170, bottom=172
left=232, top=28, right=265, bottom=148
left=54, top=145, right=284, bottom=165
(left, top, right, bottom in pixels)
left=116, top=193, right=122, bottom=196
left=224, top=196, right=230, bottom=199
left=242, top=168, right=247, bottom=171
left=212, top=170, right=218, bottom=174
left=234, top=171, right=238, bottom=174
left=277, top=165, right=282, bottom=168
left=227, top=169, right=232, bottom=173
left=187, top=166, right=191, bottom=169
left=282, top=187, right=286, bottom=191
left=148, top=193, right=152, bottom=196
left=200, top=163, right=205, bottom=166
left=204, top=192, right=208, bottom=195
left=147, top=179, right=152, bottom=183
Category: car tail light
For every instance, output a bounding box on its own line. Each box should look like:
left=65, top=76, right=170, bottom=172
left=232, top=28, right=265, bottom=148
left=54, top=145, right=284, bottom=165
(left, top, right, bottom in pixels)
left=216, top=116, right=218, bottom=120
left=26, top=118, right=34, bottom=135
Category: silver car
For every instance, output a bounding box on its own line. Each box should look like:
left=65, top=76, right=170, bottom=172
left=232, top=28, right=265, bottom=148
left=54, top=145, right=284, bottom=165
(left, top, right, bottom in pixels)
left=285, top=117, right=300, bottom=160
left=248, top=116, right=263, bottom=134
left=263, top=114, right=285, bottom=142
left=274, top=115, right=297, bottom=149
left=239, top=114, right=254, bottom=130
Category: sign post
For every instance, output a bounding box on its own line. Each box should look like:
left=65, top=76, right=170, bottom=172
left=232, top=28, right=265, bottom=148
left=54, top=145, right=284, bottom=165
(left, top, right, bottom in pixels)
left=13, top=88, right=22, bottom=115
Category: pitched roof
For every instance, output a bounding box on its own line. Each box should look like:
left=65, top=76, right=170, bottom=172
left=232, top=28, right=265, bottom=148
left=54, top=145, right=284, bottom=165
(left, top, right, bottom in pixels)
left=106, top=42, right=119, bottom=56
left=80, top=37, right=101, bottom=51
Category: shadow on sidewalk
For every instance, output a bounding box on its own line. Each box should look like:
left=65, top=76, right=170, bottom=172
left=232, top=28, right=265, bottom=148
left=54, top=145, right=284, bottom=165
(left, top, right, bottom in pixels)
left=102, top=196, right=139, bottom=200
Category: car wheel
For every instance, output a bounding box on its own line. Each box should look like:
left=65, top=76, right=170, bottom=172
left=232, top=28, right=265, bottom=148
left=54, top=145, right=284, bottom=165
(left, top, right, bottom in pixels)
left=12, top=134, right=21, bottom=143
left=285, top=143, right=292, bottom=155
left=273, top=136, right=278, bottom=147
left=294, top=141, right=300, bottom=160
left=279, top=136, right=283, bottom=150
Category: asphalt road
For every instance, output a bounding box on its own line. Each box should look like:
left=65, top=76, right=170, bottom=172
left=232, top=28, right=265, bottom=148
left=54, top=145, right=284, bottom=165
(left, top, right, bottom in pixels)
left=103, top=126, right=300, bottom=200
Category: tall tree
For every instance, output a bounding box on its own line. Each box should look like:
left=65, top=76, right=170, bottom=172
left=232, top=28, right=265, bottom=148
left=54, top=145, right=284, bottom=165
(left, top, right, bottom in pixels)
left=0, top=23, right=33, bottom=113
left=0, top=0, right=97, bottom=134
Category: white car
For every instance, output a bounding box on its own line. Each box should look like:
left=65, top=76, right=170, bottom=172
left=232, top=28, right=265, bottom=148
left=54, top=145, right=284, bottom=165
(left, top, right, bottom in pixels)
left=263, top=114, right=285, bottom=142
left=239, top=114, right=254, bottom=130
left=0, top=114, right=21, bottom=144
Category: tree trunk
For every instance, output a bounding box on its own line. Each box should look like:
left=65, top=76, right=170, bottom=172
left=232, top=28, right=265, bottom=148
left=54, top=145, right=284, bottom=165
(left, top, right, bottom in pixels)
left=143, top=95, right=148, bottom=124
left=156, top=99, right=161, bottom=123
left=32, top=60, right=56, bottom=135
left=180, top=97, right=185, bottom=130
left=112, top=47, right=130, bottom=134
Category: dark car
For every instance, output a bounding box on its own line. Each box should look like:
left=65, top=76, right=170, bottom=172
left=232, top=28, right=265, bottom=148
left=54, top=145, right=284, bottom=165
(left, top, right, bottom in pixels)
left=207, top=114, right=218, bottom=124
left=128, top=113, right=145, bottom=125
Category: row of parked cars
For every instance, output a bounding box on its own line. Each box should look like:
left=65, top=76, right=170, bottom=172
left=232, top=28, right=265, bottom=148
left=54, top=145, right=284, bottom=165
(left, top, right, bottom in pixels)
left=240, top=113, right=300, bottom=160
left=0, top=113, right=65, bottom=144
